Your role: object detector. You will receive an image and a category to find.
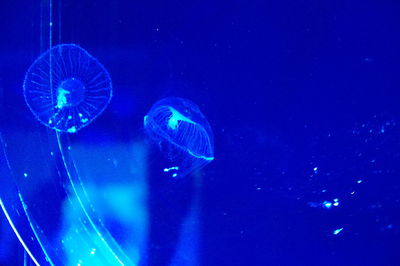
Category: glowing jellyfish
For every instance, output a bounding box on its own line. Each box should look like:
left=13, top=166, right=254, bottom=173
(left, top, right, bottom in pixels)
left=144, top=97, right=214, bottom=177
left=23, top=44, right=112, bottom=133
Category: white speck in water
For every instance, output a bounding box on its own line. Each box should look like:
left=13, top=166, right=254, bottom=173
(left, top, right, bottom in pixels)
left=333, top=228, right=343, bottom=235
left=333, top=198, right=340, bottom=207
left=164, top=166, right=179, bottom=172
left=67, top=127, right=76, bottom=133
left=90, top=248, right=96, bottom=255
left=323, top=201, right=332, bottom=209
left=23, top=173, right=28, bottom=178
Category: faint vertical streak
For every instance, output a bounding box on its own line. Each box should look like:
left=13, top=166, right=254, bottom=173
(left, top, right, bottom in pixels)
left=49, top=0, right=52, bottom=49
left=18, top=193, right=55, bottom=266
left=0, top=134, right=15, bottom=178
left=56, top=134, right=127, bottom=265
left=24, top=249, right=27, bottom=266
left=46, top=0, right=127, bottom=263
left=49, top=0, right=54, bottom=116
left=39, top=1, right=43, bottom=51
left=69, top=143, right=132, bottom=263
left=58, top=0, right=62, bottom=43
left=0, top=199, right=40, bottom=266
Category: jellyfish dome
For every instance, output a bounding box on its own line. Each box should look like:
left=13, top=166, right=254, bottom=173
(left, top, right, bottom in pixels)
left=144, top=97, right=214, bottom=177
left=23, top=44, right=112, bottom=133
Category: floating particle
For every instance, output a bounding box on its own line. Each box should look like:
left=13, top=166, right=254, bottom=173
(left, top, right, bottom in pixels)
left=333, top=228, right=344, bottom=235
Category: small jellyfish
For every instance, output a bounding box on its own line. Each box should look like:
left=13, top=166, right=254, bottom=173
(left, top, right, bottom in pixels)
left=144, top=97, right=214, bottom=177
left=23, top=44, right=112, bottom=133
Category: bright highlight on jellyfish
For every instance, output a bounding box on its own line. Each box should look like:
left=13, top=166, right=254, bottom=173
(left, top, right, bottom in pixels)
left=23, top=44, right=112, bottom=133
left=144, top=97, right=214, bottom=177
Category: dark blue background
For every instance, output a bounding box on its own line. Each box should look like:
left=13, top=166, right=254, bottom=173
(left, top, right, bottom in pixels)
left=1, top=0, right=400, bottom=265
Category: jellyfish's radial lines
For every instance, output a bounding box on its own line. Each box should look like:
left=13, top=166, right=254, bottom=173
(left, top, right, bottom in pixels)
left=30, top=80, right=48, bottom=87
left=86, top=78, right=109, bottom=88
left=29, top=88, right=49, bottom=94
left=35, top=68, right=51, bottom=79
left=81, top=102, right=98, bottom=113
left=144, top=97, right=214, bottom=177
left=23, top=44, right=112, bottom=132
left=75, top=48, right=83, bottom=76
left=77, top=55, right=90, bottom=79
left=87, top=71, right=104, bottom=84
left=31, top=72, right=50, bottom=82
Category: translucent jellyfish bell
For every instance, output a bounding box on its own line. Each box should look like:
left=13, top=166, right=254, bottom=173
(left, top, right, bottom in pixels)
left=23, top=44, right=112, bottom=133
left=144, top=97, right=214, bottom=177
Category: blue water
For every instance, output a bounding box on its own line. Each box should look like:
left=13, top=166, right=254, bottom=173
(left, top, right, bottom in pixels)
left=0, top=0, right=400, bottom=265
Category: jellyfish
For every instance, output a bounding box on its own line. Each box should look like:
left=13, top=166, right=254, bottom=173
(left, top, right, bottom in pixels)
left=23, top=44, right=112, bottom=133
left=144, top=97, right=214, bottom=177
